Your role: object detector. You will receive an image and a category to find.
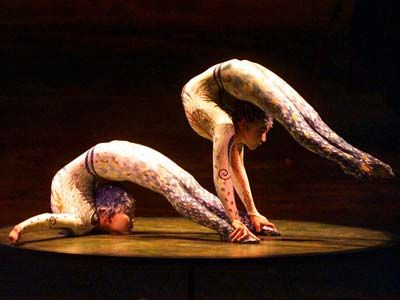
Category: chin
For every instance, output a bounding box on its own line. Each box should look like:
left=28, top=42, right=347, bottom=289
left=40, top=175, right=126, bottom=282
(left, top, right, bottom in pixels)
left=247, top=145, right=257, bottom=150
left=253, top=142, right=262, bottom=149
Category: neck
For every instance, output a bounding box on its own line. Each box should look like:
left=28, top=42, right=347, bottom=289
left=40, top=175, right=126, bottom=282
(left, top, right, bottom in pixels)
left=233, top=131, right=246, bottom=145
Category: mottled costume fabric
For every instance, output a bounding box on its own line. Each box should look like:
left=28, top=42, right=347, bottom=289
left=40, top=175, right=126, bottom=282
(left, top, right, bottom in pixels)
left=91, top=141, right=256, bottom=236
left=18, top=141, right=262, bottom=238
left=182, top=59, right=393, bottom=179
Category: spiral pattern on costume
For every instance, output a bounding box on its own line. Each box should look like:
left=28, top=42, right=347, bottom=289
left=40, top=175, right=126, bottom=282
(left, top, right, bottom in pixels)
left=49, top=216, right=57, bottom=227
left=218, top=169, right=231, bottom=180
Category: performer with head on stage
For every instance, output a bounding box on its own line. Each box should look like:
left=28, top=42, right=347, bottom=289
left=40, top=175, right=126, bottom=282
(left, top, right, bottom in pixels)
left=9, top=140, right=278, bottom=245
left=181, top=59, right=394, bottom=243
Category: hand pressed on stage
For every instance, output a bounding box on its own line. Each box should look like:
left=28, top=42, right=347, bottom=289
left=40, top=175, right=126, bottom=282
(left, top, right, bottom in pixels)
left=230, top=220, right=260, bottom=243
left=10, top=141, right=263, bottom=244
left=182, top=59, right=393, bottom=244
left=249, top=214, right=276, bottom=233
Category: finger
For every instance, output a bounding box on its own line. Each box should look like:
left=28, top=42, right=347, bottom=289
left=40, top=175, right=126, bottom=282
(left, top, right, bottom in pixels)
left=237, top=227, right=250, bottom=241
left=230, top=228, right=244, bottom=242
left=229, top=227, right=241, bottom=238
left=237, top=229, right=250, bottom=241
left=238, top=230, right=260, bottom=242
left=262, top=222, right=276, bottom=230
left=232, top=227, right=246, bottom=242
left=254, top=222, right=261, bottom=232
left=248, top=231, right=260, bottom=242
left=261, top=225, right=279, bottom=235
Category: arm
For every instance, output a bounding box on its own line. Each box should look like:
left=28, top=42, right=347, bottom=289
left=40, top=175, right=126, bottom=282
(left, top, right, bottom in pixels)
left=213, top=124, right=259, bottom=242
left=213, top=124, right=238, bottom=222
left=230, top=143, right=258, bottom=214
left=8, top=213, right=85, bottom=244
left=230, top=144, right=276, bottom=232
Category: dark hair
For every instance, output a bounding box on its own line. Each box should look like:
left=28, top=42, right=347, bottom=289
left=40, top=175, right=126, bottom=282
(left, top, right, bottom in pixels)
left=95, top=185, right=136, bottom=219
left=231, top=101, right=273, bottom=130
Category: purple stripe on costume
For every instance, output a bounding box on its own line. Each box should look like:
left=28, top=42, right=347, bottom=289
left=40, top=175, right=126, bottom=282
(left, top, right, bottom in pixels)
left=216, top=64, right=225, bottom=91
left=213, top=64, right=224, bottom=93
left=213, top=64, right=226, bottom=105
left=84, top=150, right=92, bottom=175
left=212, top=66, right=219, bottom=88
left=84, top=148, right=98, bottom=178
left=89, top=147, right=99, bottom=177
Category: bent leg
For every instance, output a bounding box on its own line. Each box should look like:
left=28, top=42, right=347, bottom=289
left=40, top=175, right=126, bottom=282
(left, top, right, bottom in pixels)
left=245, top=60, right=393, bottom=177
left=170, top=172, right=280, bottom=237
left=219, top=59, right=393, bottom=179
left=161, top=174, right=233, bottom=236
left=161, top=172, right=261, bottom=242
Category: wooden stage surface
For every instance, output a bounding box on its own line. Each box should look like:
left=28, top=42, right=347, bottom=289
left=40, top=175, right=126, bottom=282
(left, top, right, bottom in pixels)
left=0, top=217, right=397, bottom=259
left=1, top=218, right=399, bottom=299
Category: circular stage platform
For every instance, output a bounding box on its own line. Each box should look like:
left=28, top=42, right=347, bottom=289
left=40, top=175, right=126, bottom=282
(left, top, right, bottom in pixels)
left=0, top=217, right=396, bottom=259
left=1, top=218, right=399, bottom=300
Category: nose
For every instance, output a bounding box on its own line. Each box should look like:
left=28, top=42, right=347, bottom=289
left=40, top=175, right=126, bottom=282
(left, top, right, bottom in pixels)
left=261, top=132, right=267, bottom=143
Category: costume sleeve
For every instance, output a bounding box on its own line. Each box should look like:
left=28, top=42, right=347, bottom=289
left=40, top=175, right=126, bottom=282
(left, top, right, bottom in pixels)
left=230, top=144, right=259, bottom=215
left=18, top=213, right=86, bottom=236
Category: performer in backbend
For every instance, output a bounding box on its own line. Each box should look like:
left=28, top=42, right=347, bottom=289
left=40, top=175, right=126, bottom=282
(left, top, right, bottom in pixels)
left=9, top=140, right=278, bottom=245
left=181, top=59, right=394, bottom=241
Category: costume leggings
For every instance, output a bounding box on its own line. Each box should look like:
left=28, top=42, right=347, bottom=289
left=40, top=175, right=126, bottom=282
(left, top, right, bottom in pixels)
left=217, top=60, right=393, bottom=179
left=158, top=171, right=253, bottom=236
left=90, top=141, right=253, bottom=237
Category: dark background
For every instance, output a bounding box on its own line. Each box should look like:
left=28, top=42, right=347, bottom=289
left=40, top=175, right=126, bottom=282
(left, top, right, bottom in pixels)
left=1, top=0, right=399, bottom=233
left=1, top=1, right=400, bottom=299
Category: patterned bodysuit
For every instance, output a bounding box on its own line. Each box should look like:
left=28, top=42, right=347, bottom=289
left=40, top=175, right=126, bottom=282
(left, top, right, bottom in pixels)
left=182, top=59, right=394, bottom=180
left=17, top=141, right=259, bottom=239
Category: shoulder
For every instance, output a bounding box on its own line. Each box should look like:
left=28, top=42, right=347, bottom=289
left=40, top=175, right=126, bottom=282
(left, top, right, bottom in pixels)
left=214, top=123, right=235, bottom=139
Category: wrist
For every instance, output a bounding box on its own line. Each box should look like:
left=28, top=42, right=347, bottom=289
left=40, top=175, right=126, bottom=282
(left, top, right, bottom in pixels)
left=247, top=211, right=261, bottom=217
left=231, top=219, right=243, bottom=227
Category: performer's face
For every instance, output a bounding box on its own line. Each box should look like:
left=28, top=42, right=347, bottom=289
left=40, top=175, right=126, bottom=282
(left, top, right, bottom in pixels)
left=107, top=212, right=135, bottom=235
left=241, top=119, right=269, bottom=150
